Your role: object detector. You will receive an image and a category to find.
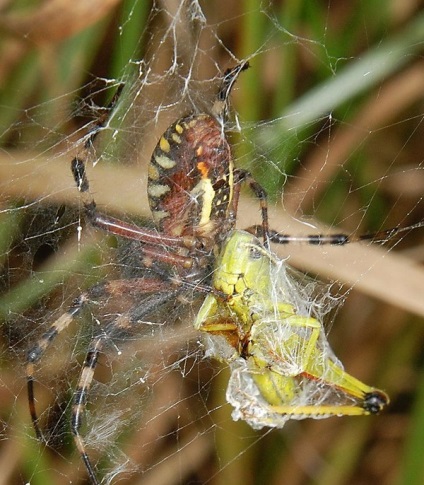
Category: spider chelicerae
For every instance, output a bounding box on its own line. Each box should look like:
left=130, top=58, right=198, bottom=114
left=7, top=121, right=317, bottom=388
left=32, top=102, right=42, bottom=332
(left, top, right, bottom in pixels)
left=26, top=62, right=421, bottom=484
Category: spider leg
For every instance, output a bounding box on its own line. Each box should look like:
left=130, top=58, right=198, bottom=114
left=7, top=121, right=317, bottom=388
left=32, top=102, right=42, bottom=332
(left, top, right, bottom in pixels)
left=82, top=200, right=200, bottom=255
left=72, top=83, right=124, bottom=192
left=27, top=294, right=88, bottom=440
left=70, top=287, right=181, bottom=485
left=247, top=221, right=424, bottom=246
left=71, top=159, right=203, bottom=260
left=233, top=169, right=271, bottom=248
left=26, top=277, right=181, bottom=444
left=212, top=61, right=249, bottom=119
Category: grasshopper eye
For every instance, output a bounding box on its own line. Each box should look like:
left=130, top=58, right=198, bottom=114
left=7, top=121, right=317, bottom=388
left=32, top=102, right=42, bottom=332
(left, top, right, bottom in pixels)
left=248, top=246, right=262, bottom=260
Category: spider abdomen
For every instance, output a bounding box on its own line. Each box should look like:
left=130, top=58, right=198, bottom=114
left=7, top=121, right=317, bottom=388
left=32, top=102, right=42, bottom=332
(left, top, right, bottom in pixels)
left=148, top=113, right=234, bottom=238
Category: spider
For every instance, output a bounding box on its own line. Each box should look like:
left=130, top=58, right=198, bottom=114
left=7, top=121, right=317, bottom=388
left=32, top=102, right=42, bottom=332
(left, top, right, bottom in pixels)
left=26, top=62, right=421, bottom=484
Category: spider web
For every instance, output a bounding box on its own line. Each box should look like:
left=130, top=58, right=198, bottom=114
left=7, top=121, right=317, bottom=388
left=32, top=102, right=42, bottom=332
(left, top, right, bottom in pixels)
left=1, top=1, right=424, bottom=484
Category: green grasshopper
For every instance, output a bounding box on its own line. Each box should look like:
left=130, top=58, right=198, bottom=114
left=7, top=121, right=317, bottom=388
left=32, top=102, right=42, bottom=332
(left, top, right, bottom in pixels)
left=195, top=230, right=388, bottom=428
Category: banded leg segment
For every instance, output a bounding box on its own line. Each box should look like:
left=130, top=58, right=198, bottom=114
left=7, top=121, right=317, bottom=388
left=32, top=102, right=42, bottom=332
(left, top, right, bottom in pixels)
left=72, top=336, right=103, bottom=485
left=248, top=221, right=424, bottom=246
left=26, top=277, right=180, bottom=444
left=81, top=201, right=199, bottom=268
left=27, top=297, right=87, bottom=439
left=69, top=288, right=179, bottom=485
left=72, top=83, right=124, bottom=193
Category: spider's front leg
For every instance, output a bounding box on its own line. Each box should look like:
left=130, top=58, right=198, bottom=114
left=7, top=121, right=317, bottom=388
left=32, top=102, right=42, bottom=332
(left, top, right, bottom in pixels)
left=248, top=221, right=424, bottom=246
left=232, top=168, right=271, bottom=248
left=71, top=83, right=125, bottom=193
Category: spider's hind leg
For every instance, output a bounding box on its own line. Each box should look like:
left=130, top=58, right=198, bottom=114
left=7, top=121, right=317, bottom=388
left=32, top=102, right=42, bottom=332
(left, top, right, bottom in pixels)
left=70, top=284, right=181, bottom=485
left=25, top=277, right=160, bottom=441
left=26, top=293, right=89, bottom=441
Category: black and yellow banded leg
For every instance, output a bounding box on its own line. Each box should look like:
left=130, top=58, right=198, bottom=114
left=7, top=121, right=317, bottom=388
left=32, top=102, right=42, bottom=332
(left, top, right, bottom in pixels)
left=26, top=277, right=177, bottom=444
left=69, top=289, right=178, bottom=485
left=26, top=296, right=88, bottom=440
left=71, top=334, right=104, bottom=485
left=248, top=221, right=424, bottom=246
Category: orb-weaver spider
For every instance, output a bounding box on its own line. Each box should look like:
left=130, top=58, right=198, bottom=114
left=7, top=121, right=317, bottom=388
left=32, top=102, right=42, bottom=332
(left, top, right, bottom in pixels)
left=26, top=62, right=419, bottom=484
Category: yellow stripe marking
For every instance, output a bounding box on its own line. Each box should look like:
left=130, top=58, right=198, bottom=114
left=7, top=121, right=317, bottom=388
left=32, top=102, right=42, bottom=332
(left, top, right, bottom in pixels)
left=191, top=178, right=215, bottom=228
